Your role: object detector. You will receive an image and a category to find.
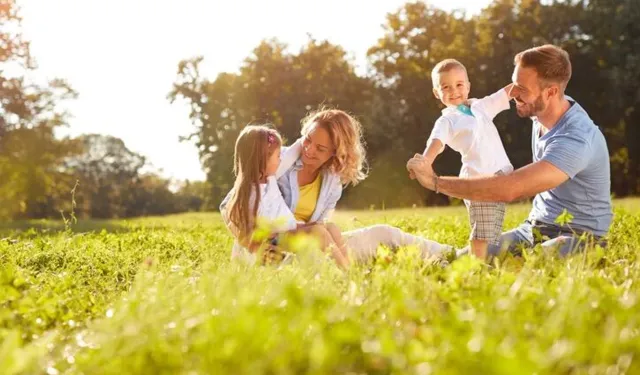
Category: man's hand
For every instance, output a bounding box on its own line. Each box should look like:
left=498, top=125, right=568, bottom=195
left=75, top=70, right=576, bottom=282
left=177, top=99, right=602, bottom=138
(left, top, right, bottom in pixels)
left=407, top=154, right=420, bottom=180
left=408, top=156, right=434, bottom=180
left=407, top=154, right=436, bottom=190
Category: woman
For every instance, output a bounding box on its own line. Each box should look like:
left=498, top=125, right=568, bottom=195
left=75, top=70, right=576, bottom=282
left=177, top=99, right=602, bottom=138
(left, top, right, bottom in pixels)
left=218, top=124, right=350, bottom=267
left=268, top=108, right=451, bottom=263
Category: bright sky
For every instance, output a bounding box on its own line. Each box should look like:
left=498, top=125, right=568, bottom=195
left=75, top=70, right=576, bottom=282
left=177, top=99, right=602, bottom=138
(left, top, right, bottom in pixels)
left=19, top=0, right=490, bottom=182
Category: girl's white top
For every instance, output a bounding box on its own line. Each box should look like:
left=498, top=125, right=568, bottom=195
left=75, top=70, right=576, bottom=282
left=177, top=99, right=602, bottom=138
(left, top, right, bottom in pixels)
left=220, top=139, right=303, bottom=263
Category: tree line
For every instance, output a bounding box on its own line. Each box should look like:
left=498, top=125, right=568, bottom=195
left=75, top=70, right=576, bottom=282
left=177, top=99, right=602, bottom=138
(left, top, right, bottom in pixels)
left=2, top=0, right=639, bottom=219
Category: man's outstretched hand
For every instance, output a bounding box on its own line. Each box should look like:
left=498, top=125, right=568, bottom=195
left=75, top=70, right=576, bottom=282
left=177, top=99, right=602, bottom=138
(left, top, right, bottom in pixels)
left=407, top=154, right=436, bottom=191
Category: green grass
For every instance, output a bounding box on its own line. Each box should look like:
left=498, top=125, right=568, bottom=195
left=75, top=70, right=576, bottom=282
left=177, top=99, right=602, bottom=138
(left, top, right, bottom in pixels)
left=2, top=199, right=640, bottom=374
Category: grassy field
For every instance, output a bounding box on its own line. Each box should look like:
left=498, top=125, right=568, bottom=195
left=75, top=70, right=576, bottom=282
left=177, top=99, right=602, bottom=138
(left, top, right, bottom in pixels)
left=2, top=199, right=640, bottom=374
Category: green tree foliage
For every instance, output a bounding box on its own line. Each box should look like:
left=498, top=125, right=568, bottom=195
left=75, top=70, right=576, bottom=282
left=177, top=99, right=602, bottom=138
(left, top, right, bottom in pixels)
left=172, top=0, right=640, bottom=209
left=66, top=134, right=146, bottom=219
left=0, top=0, right=82, bottom=219
left=169, top=38, right=373, bottom=207
left=0, top=2, right=201, bottom=220
left=5, top=0, right=640, bottom=217
left=66, top=134, right=207, bottom=218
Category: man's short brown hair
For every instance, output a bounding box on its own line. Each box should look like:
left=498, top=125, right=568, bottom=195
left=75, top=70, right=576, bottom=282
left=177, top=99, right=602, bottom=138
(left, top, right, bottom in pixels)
left=514, top=44, right=572, bottom=91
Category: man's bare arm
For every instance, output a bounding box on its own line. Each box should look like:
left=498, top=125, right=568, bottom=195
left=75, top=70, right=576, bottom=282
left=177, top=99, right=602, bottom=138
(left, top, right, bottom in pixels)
left=434, top=160, right=569, bottom=202
left=406, top=156, right=570, bottom=202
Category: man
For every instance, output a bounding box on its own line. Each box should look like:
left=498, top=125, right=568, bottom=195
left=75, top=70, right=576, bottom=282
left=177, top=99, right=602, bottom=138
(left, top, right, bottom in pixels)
left=407, top=44, right=612, bottom=256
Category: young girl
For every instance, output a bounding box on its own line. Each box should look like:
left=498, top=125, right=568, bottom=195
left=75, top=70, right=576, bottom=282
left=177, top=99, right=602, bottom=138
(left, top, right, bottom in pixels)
left=222, top=125, right=350, bottom=268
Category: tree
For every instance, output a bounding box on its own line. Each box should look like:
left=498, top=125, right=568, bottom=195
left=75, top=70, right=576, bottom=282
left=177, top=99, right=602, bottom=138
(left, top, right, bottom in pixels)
left=0, top=0, right=81, bottom=219
left=174, top=180, right=211, bottom=212
left=66, top=134, right=146, bottom=218
left=576, top=0, right=640, bottom=195
left=366, top=1, right=479, bottom=205
left=171, top=0, right=640, bottom=208
left=124, top=173, right=182, bottom=217
left=169, top=37, right=373, bottom=207
left=364, top=0, right=640, bottom=204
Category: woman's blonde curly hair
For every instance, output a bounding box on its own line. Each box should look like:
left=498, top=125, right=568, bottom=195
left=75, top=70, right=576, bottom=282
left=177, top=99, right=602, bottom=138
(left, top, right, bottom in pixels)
left=300, top=108, right=368, bottom=186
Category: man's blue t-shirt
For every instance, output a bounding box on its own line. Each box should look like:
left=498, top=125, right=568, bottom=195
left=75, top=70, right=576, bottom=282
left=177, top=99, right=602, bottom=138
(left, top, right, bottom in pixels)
left=529, top=97, right=612, bottom=237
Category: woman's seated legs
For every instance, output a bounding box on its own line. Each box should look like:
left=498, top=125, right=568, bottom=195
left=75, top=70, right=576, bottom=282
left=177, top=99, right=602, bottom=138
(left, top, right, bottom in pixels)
left=342, top=224, right=452, bottom=263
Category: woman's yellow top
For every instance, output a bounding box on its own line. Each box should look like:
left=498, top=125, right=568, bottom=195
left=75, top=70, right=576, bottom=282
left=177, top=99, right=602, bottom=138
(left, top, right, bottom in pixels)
left=294, top=173, right=322, bottom=222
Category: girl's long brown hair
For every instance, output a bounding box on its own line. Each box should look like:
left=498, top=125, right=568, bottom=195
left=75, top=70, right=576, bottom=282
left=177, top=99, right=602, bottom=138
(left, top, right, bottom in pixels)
left=227, top=125, right=282, bottom=241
